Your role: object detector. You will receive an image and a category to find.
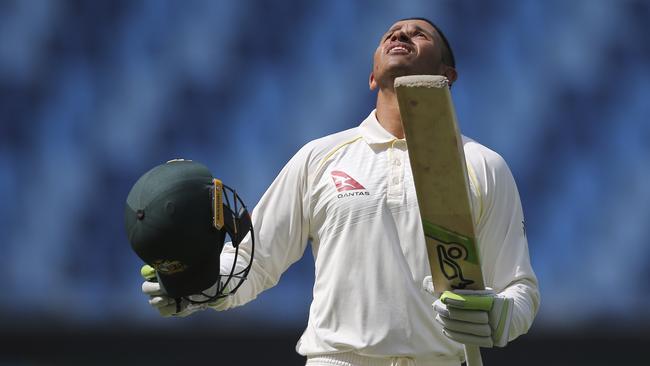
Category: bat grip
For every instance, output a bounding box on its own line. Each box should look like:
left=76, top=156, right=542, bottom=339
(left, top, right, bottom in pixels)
left=464, top=345, right=483, bottom=366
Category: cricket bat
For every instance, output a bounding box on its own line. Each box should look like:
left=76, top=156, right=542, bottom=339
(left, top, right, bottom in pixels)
left=394, top=75, right=485, bottom=366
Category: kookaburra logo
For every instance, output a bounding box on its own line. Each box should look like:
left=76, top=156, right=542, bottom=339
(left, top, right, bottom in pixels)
left=331, top=170, right=369, bottom=198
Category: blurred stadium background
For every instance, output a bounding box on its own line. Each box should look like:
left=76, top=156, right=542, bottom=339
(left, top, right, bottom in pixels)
left=1, top=0, right=649, bottom=364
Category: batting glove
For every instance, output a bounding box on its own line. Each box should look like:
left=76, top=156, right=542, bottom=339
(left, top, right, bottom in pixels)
left=140, top=265, right=223, bottom=317
left=423, top=276, right=514, bottom=348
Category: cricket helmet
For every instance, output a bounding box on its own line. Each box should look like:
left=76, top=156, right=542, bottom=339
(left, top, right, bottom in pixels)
left=124, top=159, right=254, bottom=300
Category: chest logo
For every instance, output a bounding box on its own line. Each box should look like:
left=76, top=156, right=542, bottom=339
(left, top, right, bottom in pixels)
left=331, top=170, right=365, bottom=191
left=331, top=170, right=370, bottom=198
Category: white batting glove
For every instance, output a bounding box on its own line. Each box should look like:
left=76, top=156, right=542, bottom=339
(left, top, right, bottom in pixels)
left=140, top=265, right=223, bottom=317
left=423, top=276, right=514, bottom=348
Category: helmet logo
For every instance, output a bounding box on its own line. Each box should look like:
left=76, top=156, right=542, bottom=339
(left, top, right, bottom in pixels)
left=152, top=259, right=188, bottom=274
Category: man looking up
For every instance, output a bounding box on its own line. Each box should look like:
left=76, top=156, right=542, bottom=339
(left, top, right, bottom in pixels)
left=142, top=18, right=540, bottom=366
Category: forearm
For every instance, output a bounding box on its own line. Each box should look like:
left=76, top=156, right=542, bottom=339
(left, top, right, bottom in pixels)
left=210, top=244, right=273, bottom=310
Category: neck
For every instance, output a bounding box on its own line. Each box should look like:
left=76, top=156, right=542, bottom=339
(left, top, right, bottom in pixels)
left=375, top=87, right=405, bottom=139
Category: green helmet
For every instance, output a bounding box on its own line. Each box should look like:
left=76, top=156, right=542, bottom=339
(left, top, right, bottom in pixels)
left=125, top=159, right=253, bottom=299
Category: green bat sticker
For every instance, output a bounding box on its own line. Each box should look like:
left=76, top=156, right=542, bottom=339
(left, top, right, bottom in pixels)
left=423, top=220, right=478, bottom=289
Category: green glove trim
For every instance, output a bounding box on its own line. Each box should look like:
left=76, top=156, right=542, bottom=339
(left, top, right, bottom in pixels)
left=141, top=264, right=157, bottom=281
left=440, top=291, right=494, bottom=311
left=493, top=297, right=511, bottom=341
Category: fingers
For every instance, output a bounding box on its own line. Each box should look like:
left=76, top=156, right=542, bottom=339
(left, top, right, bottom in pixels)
left=148, top=295, right=174, bottom=308
left=139, top=267, right=219, bottom=318
left=433, top=296, right=493, bottom=348
left=142, top=279, right=177, bottom=317
left=433, top=299, right=450, bottom=317
left=148, top=295, right=182, bottom=317
left=139, top=268, right=191, bottom=318
left=440, top=290, right=494, bottom=311
left=433, top=299, right=489, bottom=324
left=142, top=281, right=165, bottom=296
left=140, top=265, right=157, bottom=281
left=422, top=276, right=434, bottom=295
left=435, top=314, right=491, bottom=337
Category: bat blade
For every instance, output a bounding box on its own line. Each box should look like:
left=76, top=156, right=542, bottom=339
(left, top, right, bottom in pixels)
left=395, top=75, right=485, bottom=365
left=395, top=75, right=484, bottom=292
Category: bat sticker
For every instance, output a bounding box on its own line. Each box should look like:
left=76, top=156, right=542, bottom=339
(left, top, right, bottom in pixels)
left=436, top=243, right=474, bottom=289
left=422, top=219, right=479, bottom=289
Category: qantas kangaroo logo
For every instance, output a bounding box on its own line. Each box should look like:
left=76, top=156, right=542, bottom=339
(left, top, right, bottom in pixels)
left=331, top=171, right=365, bottom=191
left=331, top=171, right=369, bottom=198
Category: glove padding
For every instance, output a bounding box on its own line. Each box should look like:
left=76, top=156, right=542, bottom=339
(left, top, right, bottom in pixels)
left=141, top=265, right=225, bottom=317
left=424, top=277, right=514, bottom=348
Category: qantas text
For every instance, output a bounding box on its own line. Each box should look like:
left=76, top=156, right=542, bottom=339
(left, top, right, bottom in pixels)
left=337, top=191, right=370, bottom=198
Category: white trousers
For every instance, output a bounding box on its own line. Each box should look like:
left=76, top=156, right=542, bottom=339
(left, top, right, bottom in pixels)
left=305, top=352, right=461, bottom=366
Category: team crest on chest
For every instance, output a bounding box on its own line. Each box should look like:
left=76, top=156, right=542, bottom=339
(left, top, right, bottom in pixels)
left=331, top=170, right=370, bottom=198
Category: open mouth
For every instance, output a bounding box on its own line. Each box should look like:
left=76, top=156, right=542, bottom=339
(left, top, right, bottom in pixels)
left=387, top=43, right=412, bottom=55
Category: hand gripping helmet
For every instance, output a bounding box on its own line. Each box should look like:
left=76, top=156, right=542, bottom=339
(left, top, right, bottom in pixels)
left=124, top=159, right=254, bottom=302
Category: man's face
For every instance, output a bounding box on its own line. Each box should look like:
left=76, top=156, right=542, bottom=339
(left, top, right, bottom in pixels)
left=370, top=19, right=447, bottom=89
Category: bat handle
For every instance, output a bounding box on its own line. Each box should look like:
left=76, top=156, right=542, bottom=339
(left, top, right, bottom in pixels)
left=464, top=345, right=483, bottom=366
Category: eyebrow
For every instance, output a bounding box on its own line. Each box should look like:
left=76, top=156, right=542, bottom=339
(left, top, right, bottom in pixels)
left=383, top=24, right=435, bottom=39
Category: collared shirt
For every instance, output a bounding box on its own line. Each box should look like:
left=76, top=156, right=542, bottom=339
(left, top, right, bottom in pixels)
left=218, top=110, right=539, bottom=362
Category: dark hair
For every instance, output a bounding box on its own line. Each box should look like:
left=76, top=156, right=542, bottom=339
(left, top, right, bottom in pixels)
left=399, top=17, right=456, bottom=68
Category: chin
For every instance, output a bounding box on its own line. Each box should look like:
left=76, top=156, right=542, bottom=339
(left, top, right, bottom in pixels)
left=386, top=65, right=412, bottom=78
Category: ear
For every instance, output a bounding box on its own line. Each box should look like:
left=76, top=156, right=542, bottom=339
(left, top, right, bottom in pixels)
left=442, top=66, right=458, bottom=87
left=369, top=71, right=377, bottom=91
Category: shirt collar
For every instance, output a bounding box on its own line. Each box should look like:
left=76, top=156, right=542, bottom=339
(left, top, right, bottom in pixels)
left=359, top=109, right=404, bottom=145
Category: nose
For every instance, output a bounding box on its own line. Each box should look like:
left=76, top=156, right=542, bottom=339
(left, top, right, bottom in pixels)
left=391, top=29, right=411, bottom=43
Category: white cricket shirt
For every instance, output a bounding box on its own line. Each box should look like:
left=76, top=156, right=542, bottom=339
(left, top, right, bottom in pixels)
left=217, top=110, right=539, bottom=363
